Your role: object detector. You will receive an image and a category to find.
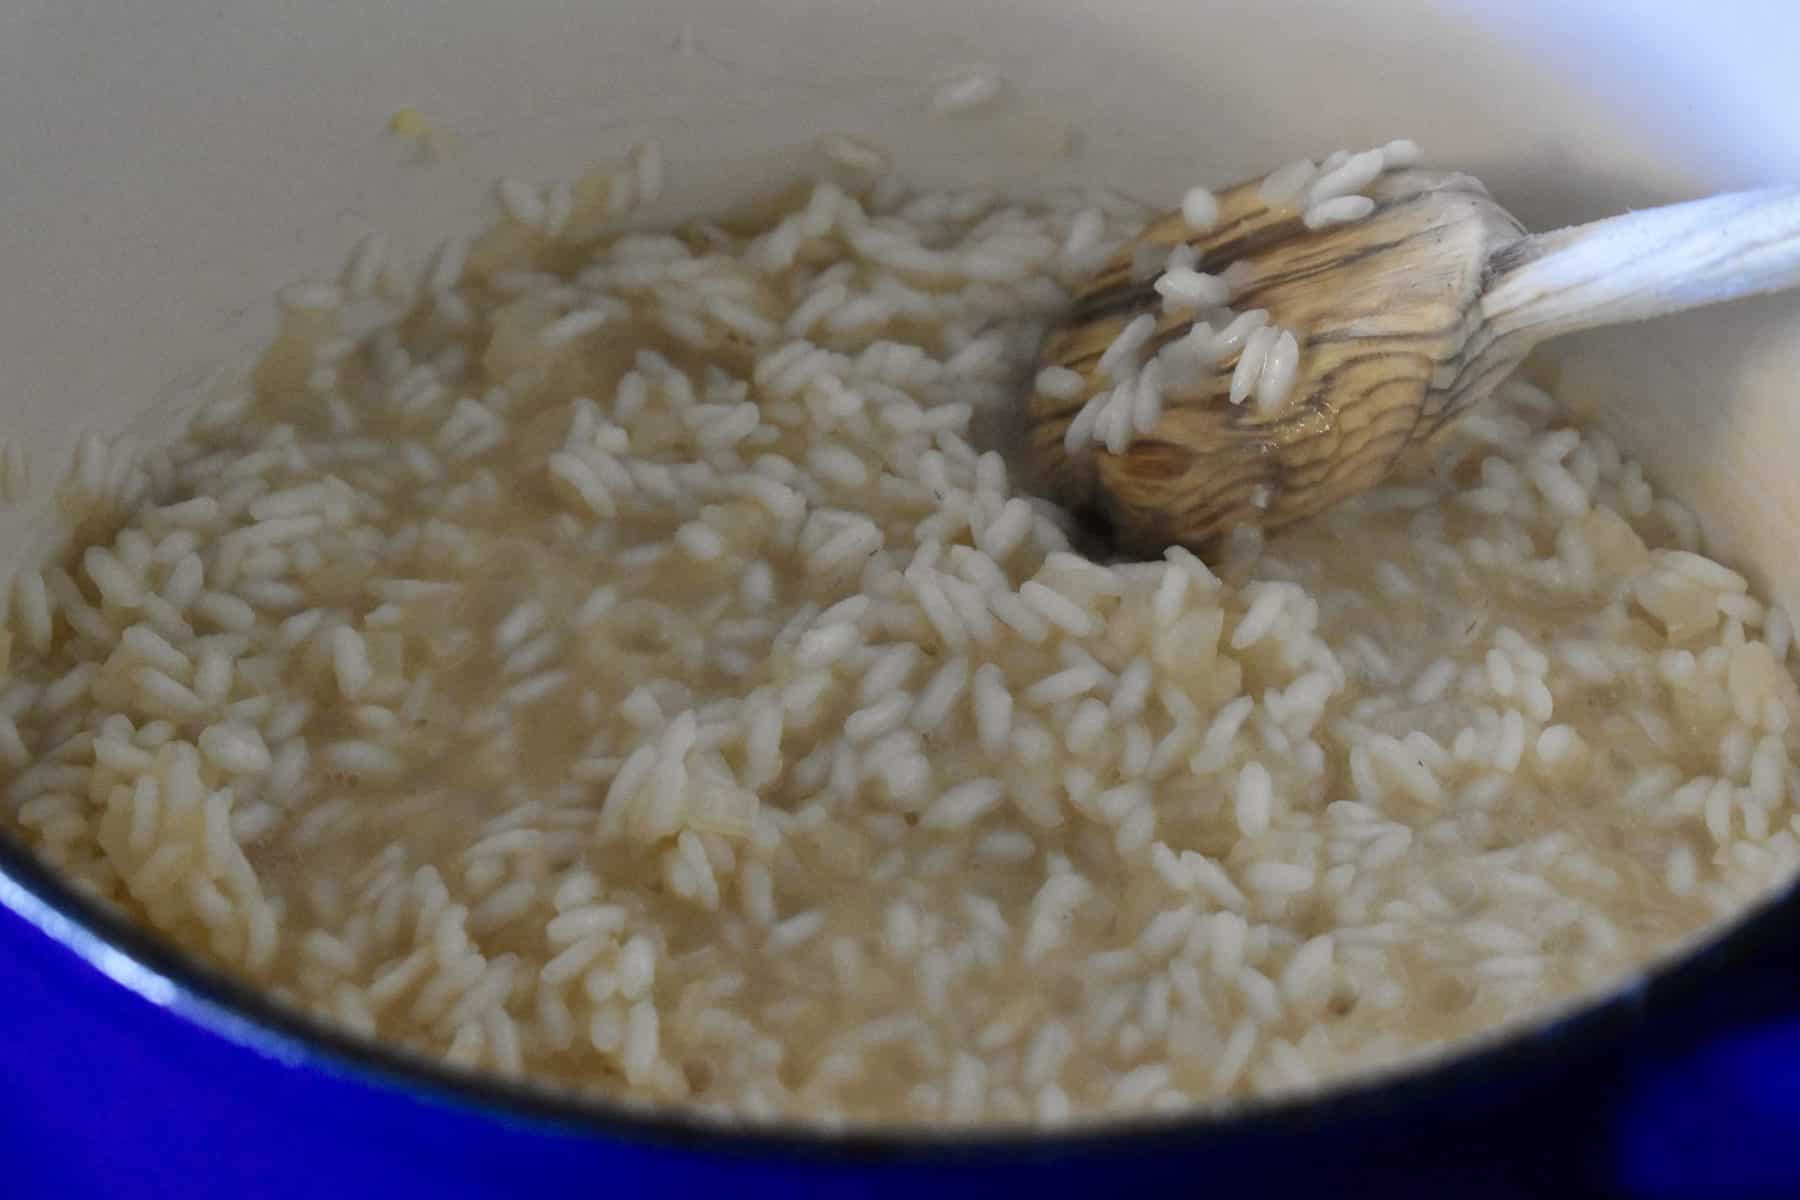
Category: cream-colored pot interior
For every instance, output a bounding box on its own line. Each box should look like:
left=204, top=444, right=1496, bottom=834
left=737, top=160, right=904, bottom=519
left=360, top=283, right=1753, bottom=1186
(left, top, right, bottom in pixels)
left=2, top=0, right=1796, bottom=610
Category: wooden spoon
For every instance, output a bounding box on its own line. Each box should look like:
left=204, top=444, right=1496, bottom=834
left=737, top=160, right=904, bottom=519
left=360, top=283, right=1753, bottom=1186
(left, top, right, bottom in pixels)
left=1029, top=165, right=1800, bottom=555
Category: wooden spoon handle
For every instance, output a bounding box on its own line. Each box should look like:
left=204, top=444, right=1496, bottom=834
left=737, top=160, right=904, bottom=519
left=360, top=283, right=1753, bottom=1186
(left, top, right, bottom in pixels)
left=1481, top=186, right=1800, bottom=343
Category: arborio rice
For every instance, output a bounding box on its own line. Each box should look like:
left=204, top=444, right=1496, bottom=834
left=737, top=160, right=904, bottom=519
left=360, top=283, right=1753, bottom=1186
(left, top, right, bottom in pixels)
left=5, top=140, right=1800, bottom=1128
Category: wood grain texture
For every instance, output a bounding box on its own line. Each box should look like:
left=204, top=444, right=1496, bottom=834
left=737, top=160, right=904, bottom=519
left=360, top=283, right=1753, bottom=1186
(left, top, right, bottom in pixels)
left=1031, top=169, right=1527, bottom=555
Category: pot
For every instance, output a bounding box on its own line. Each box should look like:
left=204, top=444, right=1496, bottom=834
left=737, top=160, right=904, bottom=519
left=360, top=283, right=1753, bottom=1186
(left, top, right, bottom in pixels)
left=3, top=1, right=1798, bottom=1195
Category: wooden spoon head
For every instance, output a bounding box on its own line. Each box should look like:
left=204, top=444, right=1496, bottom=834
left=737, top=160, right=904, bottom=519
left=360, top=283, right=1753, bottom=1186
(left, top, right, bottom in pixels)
left=1031, top=168, right=1527, bottom=555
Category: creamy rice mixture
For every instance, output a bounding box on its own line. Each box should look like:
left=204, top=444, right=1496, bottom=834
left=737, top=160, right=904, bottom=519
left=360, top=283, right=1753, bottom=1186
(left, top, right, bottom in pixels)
left=4, top=143, right=1798, bottom=1126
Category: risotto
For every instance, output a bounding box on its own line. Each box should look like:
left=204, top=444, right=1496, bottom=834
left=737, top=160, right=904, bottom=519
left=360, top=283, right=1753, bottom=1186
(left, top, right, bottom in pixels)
left=4, top=139, right=1798, bottom=1126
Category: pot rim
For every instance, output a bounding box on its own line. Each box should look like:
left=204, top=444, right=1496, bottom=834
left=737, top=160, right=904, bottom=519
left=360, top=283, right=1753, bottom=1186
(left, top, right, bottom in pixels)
left=2, top=826, right=1793, bottom=1162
